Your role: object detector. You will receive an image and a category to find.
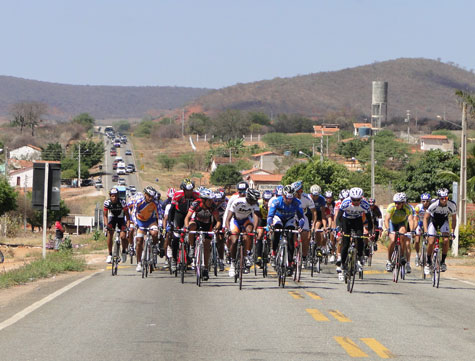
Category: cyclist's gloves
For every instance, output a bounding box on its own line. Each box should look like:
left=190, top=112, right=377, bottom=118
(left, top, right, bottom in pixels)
left=265, top=225, right=270, bottom=232
left=166, top=225, right=172, bottom=233
left=266, top=217, right=273, bottom=226
left=298, top=219, right=305, bottom=229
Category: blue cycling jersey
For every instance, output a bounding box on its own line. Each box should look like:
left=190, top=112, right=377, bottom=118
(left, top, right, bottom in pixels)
left=312, top=195, right=326, bottom=211
left=267, top=196, right=304, bottom=224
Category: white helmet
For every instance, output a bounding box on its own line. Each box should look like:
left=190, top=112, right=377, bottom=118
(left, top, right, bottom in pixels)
left=339, top=189, right=350, bottom=200
left=349, top=187, right=364, bottom=200
left=393, top=192, right=407, bottom=203
left=310, top=184, right=321, bottom=196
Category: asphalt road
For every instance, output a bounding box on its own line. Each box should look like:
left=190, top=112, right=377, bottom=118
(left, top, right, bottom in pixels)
left=0, top=257, right=474, bottom=361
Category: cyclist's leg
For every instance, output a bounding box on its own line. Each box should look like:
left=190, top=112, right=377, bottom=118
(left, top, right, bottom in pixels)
left=426, top=222, right=437, bottom=266
left=271, top=218, right=283, bottom=255
left=301, top=215, right=310, bottom=258
left=188, top=222, right=197, bottom=249
left=387, top=221, right=398, bottom=262
left=256, top=227, right=264, bottom=258
left=440, top=221, right=451, bottom=267
left=284, top=220, right=296, bottom=266
left=128, top=224, right=135, bottom=250
left=398, top=224, right=409, bottom=261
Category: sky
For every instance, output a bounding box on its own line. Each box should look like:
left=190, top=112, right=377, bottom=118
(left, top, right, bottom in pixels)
left=1, top=0, right=474, bottom=89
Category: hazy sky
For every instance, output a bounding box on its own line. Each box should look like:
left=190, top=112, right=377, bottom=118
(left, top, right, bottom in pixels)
left=1, top=0, right=473, bottom=89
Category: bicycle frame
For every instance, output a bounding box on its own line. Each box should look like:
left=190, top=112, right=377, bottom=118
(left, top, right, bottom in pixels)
left=111, top=227, right=121, bottom=276
left=276, top=229, right=299, bottom=288
left=188, top=230, right=215, bottom=287
left=139, top=227, right=153, bottom=278
left=233, top=232, right=255, bottom=290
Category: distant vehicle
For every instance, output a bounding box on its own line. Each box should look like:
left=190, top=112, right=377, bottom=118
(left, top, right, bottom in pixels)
left=118, top=178, right=126, bottom=186
left=121, top=136, right=127, bottom=144
left=127, top=163, right=135, bottom=172
left=114, top=141, right=121, bottom=148
left=110, top=150, right=117, bottom=157
left=117, top=162, right=126, bottom=175
left=116, top=186, right=127, bottom=201
left=125, top=149, right=132, bottom=156
left=95, top=179, right=103, bottom=189
left=115, top=156, right=123, bottom=162
left=104, top=126, right=114, bottom=134
left=112, top=174, right=119, bottom=182
left=81, top=179, right=94, bottom=187
left=126, top=165, right=134, bottom=173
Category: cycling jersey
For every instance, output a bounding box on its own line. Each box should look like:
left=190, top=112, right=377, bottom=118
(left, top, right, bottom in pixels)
left=339, top=198, right=371, bottom=220
left=171, top=190, right=200, bottom=214
left=258, top=199, right=269, bottom=219
left=104, top=199, right=127, bottom=218
left=189, top=199, right=219, bottom=224
left=386, top=203, right=414, bottom=224
left=298, top=193, right=315, bottom=212
left=414, top=203, right=430, bottom=224
left=135, top=195, right=162, bottom=222
left=267, top=196, right=304, bottom=224
left=229, top=197, right=259, bottom=221
left=223, top=193, right=241, bottom=226
left=312, top=195, right=326, bottom=210
left=325, top=201, right=336, bottom=217
left=427, top=199, right=457, bottom=228
left=215, top=198, right=228, bottom=219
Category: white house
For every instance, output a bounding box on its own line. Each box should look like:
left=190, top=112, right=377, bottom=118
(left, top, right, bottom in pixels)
left=8, top=167, right=33, bottom=188
left=251, top=151, right=281, bottom=172
left=420, top=135, right=453, bottom=153
left=9, top=144, right=42, bottom=161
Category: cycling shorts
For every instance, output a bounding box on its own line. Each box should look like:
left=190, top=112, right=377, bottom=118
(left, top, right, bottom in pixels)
left=428, top=221, right=449, bottom=236
left=136, top=218, right=158, bottom=236
left=230, top=216, right=253, bottom=234
left=189, top=220, right=213, bottom=233
left=108, top=217, right=127, bottom=232
left=270, top=216, right=295, bottom=229
left=389, top=221, right=408, bottom=233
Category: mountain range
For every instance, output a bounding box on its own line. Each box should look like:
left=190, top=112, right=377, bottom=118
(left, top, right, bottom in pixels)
left=1, top=58, right=474, bottom=121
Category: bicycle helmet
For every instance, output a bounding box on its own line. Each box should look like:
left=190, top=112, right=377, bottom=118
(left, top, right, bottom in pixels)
left=262, top=190, right=273, bottom=201
left=154, top=191, right=161, bottom=201
left=167, top=187, right=176, bottom=199
left=283, top=185, right=295, bottom=199
left=274, top=185, right=284, bottom=196
left=246, top=188, right=260, bottom=203
left=292, top=180, right=303, bottom=192
left=368, top=198, right=375, bottom=206
left=200, top=188, right=214, bottom=200
left=349, top=187, right=364, bottom=200
left=393, top=192, right=407, bottom=203
left=324, top=191, right=333, bottom=198
left=420, top=193, right=431, bottom=201
left=339, top=189, right=349, bottom=200
left=143, top=186, right=157, bottom=197
left=237, top=181, right=249, bottom=193
left=180, top=178, right=195, bottom=191
left=109, top=187, right=118, bottom=195
left=310, top=184, right=321, bottom=196
left=437, top=188, right=449, bottom=198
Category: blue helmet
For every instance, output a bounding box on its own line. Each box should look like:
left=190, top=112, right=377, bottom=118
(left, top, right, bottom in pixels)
left=275, top=185, right=284, bottom=196
left=421, top=193, right=431, bottom=201
left=291, top=181, right=303, bottom=192
left=262, top=190, right=273, bottom=200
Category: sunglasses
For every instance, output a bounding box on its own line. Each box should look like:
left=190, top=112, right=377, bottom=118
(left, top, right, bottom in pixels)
left=351, top=198, right=361, bottom=202
left=439, top=197, right=448, bottom=200
left=395, top=202, right=404, bottom=205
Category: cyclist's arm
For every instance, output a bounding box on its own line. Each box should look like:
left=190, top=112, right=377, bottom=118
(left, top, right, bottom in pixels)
left=423, top=211, right=430, bottom=234
left=225, top=210, right=233, bottom=230
left=310, top=208, right=317, bottom=231
left=103, top=208, right=109, bottom=229
left=124, top=207, right=130, bottom=229
left=252, top=212, right=259, bottom=232
left=365, top=211, right=373, bottom=233
left=212, top=209, right=221, bottom=230
left=384, top=212, right=390, bottom=231
left=451, top=213, right=457, bottom=233
left=184, top=209, right=193, bottom=229
left=335, top=209, right=344, bottom=228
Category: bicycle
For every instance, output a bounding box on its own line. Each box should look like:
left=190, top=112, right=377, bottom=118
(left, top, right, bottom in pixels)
left=111, top=227, right=121, bottom=276
left=233, top=231, right=255, bottom=290
left=293, top=231, right=303, bottom=282
left=419, top=234, right=428, bottom=279
left=365, top=229, right=379, bottom=267
left=343, top=231, right=360, bottom=293
left=209, top=231, right=220, bottom=277
left=128, top=233, right=136, bottom=265
left=175, top=229, right=189, bottom=284
left=390, top=231, right=411, bottom=283
left=322, top=229, right=334, bottom=265
left=427, top=232, right=449, bottom=288
left=276, top=229, right=299, bottom=288
left=189, top=230, right=214, bottom=287
left=260, top=228, right=270, bottom=278
left=140, top=227, right=154, bottom=278
left=308, top=229, right=324, bottom=277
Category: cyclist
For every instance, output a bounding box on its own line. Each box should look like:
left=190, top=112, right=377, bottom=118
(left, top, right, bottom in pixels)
left=333, top=189, right=349, bottom=274
left=103, top=187, right=130, bottom=264
left=384, top=192, right=415, bottom=273
left=134, top=186, right=163, bottom=272
left=184, top=188, right=221, bottom=281
left=162, top=188, right=176, bottom=267
left=292, top=181, right=317, bottom=267
left=223, top=181, right=249, bottom=232
left=267, top=185, right=305, bottom=276
left=309, top=184, right=328, bottom=257
left=225, top=188, right=261, bottom=277
left=335, top=187, right=372, bottom=280
left=423, top=188, right=457, bottom=274
left=214, top=188, right=228, bottom=271
left=413, top=193, right=432, bottom=267
left=367, top=198, right=382, bottom=254
left=169, top=179, right=200, bottom=270
left=256, top=189, right=273, bottom=267
left=126, top=192, right=140, bottom=261
left=323, top=190, right=336, bottom=262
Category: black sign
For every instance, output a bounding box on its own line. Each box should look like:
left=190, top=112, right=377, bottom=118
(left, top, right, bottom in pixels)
left=32, top=162, right=61, bottom=210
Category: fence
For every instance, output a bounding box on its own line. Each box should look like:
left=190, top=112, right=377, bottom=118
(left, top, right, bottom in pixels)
left=193, top=134, right=262, bottom=142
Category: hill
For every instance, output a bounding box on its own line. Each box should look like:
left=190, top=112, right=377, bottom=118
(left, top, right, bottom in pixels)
left=194, top=58, right=475, bottom=121
left=0, top=76, right=212, bottom=120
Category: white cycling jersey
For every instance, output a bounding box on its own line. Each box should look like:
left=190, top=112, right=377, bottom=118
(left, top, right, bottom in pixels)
left=223, top=193, right=240, bottom=227
left=339, top=197, right=371, bottom=219
left=230, top=197, right=259, bottom=221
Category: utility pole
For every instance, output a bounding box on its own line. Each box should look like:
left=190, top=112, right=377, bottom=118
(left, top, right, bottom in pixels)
left=24, top=175, right=27, bottom=231
left=78, top=143, right=81, bottom=188
left=320, top=131, right=324, bottom=162
left=181, top=108, right=185, bottom=138
left=460, top=103, right=467, bottom=225
left=405, top=110, right=411, bottom=143
left=42, top=162, right=49, bottom=259
left=371, top=135, right=375, bottom=199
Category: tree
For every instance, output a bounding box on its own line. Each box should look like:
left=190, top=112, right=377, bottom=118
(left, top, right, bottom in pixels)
left=210, top=164, right=243, bottom=187
left=116, top=120, right=131, bottom=133
left=337, top=139, right=366, bottom=159
left=248, top=111, right=271, bottom=126
left=394, top=150, right=459, bottom=201
left=9, top=101, right=48, bottom=136
left=179, top=153, right=196, bottom=171
left=72, top=113, right=95, bottom=130
left=71, top=140, right=105, bottom=168
left=42, top=142, right=63, bottom=161
left=27, top=198, right=70, bottom=230
left=272, top=114, right=314, bottom=133
left=0, top=177, right=18, bottom=216
left=157, top=154, right=176, bottom=171
left=187, top=112, right=210, bottom=135
left=211, top=110, right=251, bottom=141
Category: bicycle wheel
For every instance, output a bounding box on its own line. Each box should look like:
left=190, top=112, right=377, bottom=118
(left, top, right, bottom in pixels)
left=262, top=241, right=268, bottom=278
left=367, top=242, right=373, bottom=267
left=391, top=247, right=399, bottom=283
left=293, top=243, right=302, bottom=282
left=433, top=251, right=440, bottom=288
left=239, top=243, right=244, bottom=290
left=400, top=263, right=405, bottom=280
left=196, top=245, right=201, bottom=287
left=112, top=240, right=119, bottom=276
left=348, top=251, right=356, bottom=293
left=316, top=255, right=321, bottom=274
left=180, top=243, right=185, bottom=284
left=0, top=250, right=4, bottom=264
left=212, top=241, right=218, bottom=277
left=281, top=246, right=287, bottom=288
left=253, top=240, right=258, bottom=276
left=310, top=243, right=316, bottom=277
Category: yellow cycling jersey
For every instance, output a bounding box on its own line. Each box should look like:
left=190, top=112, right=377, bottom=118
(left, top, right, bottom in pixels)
left=258, top=199, right=269, bottom=219
left=386, top=203, right=414, bottom=224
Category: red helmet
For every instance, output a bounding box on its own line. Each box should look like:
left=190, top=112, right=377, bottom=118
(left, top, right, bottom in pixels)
left=167, top=187, right=176, bottom=199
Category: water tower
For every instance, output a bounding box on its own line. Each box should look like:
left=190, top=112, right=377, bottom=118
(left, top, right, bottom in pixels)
left=371, top=81, right=388, bottom=129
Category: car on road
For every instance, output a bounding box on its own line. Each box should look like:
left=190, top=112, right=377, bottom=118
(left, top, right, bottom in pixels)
left=121, top=136, right=127, bottom=144
left=112, top=174, right=119, bottom=182
left=126, top=165, right=134, bottom=173
left=128, top=185, right=137, bottom=193
left=110, top=149, right=117, bottom=156
left=114, top=140, right=121, bottom=147
left=125, top=149, right=132, bottom=156
left=127, top=163, right=135, bottom=172
left=81, top=179, right=94, bottom=187
left=118, top=178, right=126, bottom=186
left=95, top=179, right=103, bottom=189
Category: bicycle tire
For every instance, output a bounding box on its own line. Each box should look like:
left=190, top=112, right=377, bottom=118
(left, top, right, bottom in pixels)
left=180, top=243, right=185, bottom=284
left=262, top=241, right=268, bottom=278
left=316, top=256, right=321, bottom=274
left=348, top=250, right=356, bottom=293
left=391, top=246, right=399, bottom=283
left=310, top=243, right=315, bottom=278
left=400, top=264, right=405, bottom=280
left=421, top=243, right=427, bottom=280
left=112, top=238, right=120, bottom=276
left=239, top=242, right=244, bottom=290
left=433, top=251, right=440, bottom=288
left=253, top=240, right=258, bottom=277
left=367, top=242, right=373, bottom=267
left=0, top=250, right=4, bottom=264
left=281, top=245, right=287, bottom=288
left=212, top=241, right=218, bottom=277
left=196, top=245, right=201, bottom=287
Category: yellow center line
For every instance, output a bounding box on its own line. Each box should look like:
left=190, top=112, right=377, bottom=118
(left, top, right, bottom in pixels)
left=365, top=270, right=384, bottom=275
left=328, top=310, right=352, bottom=323
left=304, top=291, right=322, bottom=300
left=288, top=291, right=304, bottom=299
left=306, top=308, right=329, bottom=322
left=360, top=338, right=395, bottom=359
left=334, top=337, right=369, bottom=358
left=106, top=265, right=134, bottom=269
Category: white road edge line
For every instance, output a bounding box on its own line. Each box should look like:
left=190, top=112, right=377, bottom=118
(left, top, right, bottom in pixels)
left=0, top=270, right=103, bottom=332
left=446, top=277, right=475, bottom=286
